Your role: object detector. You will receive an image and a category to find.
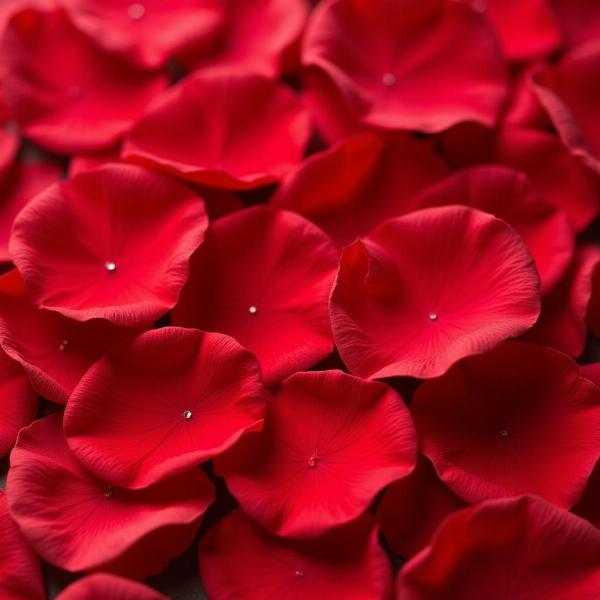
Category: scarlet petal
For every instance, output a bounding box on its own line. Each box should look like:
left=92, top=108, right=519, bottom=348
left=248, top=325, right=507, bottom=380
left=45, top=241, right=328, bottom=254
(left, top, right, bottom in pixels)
left=55, top=573, right=168, bottom=600
left=122, top=70, right=310, bottom=190
left=397, top=496, right=600, bottom=599
left=10, top=164, right=208, bottom=326
left=413, top=165, right=575, bottom=294
left=0, top=160, right=62, bottom=263
left=412, top=341, right=600, bottom=507
left=526, top=244, right=600, bottom=357
left=199, top=510, right=393, bottom=600
left=0, top=270, right=136, bottom=404
left=458, top=0, right=561, bottom=61
left=377, top=454, right=467, bottom=559
left=179, top=0, right=309, bottom=77
left=330, top=205, right=540, bottom=380
left=173, top=206, right=338, bottom=385
left=64, top=0, right=222, bottom=69
left=215, top=370, right=417, bottom=538
left=64, top=327, right=267, bottom=489
left=0, top=349, right=37, bottom=458
left=551, top=0, right=600, bottom=50
left=303, top=0, right=508, bottom=133
left=0, top=7, right=167, bottom=154
left=7, top=413, right=215, bottom=577
left=0, top=490, right=44, bottom=600
left=271, top=133, right=450, bottom=248
left=533, top=45, right=600, bottom=174
left=0, top=128, right=18, bottom=177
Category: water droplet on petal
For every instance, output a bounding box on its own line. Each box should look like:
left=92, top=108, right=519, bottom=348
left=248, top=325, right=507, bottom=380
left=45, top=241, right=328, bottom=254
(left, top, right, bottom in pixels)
left=59, top=339, right=68, bottom=352
left=128, top=3, right=146, bottom=19
left=307, top=455, right=320, bottom=468
left=382, top=72, right=397, bottom=87
left=428, top=312, right=438, bottom=321
left=295, top=569, right=304, bottom=578
left=105, top=261, right=117, bottom=272
left=248, top=305, right=258, bottom=314
left=182, top=410, right=192, bottom=420
left=499, top=429, right=509, bottom=438
left=104, top=485, right=113, bottom=498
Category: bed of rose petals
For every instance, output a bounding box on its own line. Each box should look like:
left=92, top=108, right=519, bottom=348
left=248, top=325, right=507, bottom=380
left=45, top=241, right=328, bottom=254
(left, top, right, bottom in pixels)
left=3, top=0, right=600, bottom=599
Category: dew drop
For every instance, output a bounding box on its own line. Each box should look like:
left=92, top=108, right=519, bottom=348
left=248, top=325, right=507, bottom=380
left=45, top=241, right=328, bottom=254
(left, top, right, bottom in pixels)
left=104, top=485, right=113, bottom=498
left=307, top=455, right=320, bottom=468
left=428, top=312, right=438, bottom=321
left=295, top=569, right=304, bottom=578
left=105, top=261, right=117, bottom=272
left=499, top=429, right=509, bottom=438
left=128, top=2, right=146, bottom=19
left=248, top=305, right=258, bottom=314
left=182, top=410, right=192, bottom=420
left=382, top=72, right=397, bottom=87
left=58, top=339, right=69, bottom=352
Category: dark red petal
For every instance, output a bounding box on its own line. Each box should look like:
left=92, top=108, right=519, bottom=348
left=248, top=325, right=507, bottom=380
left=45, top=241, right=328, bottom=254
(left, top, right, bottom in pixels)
left=10, top=164, right=208, bottom=326
left=412, top=340, right=600, bottom=507
left=8, top=413, right=215, bottom=577
left=397, top=496, right=600, bottom=599
left=199, top=510, right=393, bottom=600
left=330, top=206, right=541, bottom=379
left=303, top=0, right=508, bottom=133
left=215, top=370, right=417, bottom=538
left=55, top=573, right=168, bottom=600
left=173, top=206, right=338, bottom=385
left=123, top=70, right=310, bottom=190
left=64, top=327, right=267, bottom=488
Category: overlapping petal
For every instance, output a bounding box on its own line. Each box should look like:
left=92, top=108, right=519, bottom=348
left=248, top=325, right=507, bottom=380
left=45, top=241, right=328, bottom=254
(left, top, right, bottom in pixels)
left=215, top=370, right=417, bottom=538
left=10, top=164, right=208, bottom=326
left=412, top=340, right=600, bottom=507
left=64, top=327, right=267, bottom=488
left=397, top=495, right=600, bottom=599
left=303, top=0, right=508, bottom=134
left=122, top=69, right=310, bottom=190
left=173, top=206, right=338, bottom=385
left=199, top=510, right=393, bottom=600
left=0, top=7, right=167, bottom=154
left=56, top=573, right=168, bottom=600
left=7, top=413, right=215, bottom=577
left=330, top=205, right=541, bottom=379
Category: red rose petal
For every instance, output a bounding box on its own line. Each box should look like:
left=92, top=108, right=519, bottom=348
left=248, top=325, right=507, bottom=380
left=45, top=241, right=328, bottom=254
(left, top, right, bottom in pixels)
left=0, top=7, right=167, bottom=154
left=0, top=349, right=37, bottom=458
left=199, top=510, right=393, bottom=600
left=550, top=0, right=600, bottom=51
left=10, top=164, right=208, bottom=326
left=377, top=454, right=468, bottom=559
left=413, top=165, right=575, bottom=294
left=397, top=495, right=600, bottom=599
left=64, top=327, right=267, bottom=489
left=459, top=0, right=561, bottom=61
left=439, top=126, right=600, bottom=232
left=330, top=205, right=541, bottom=380
left=526, top=244, right=600, bottom=357
left=0, top=270, right=136, bottom=405
left=0, top=490, right=44, bottom=600
left=0, top=160, right=62, bottom=263
left=64, top=0, right=222, bottom=69
left=122, top=69, right=310, bottom=190
left=7, top=413, right=215, bottom=578
left=0, top=128, right=18, bottom=177
left=179, top=0, right=309, bottom=77
left=271, top=132, right=450, bottom=248
left=412, top=340, right=600, bottom=507
left=173, top=206, right=338, bottom=385
left=533, top=45, right=600, bottom=174
left=215, top=370, right=417, bottom=538
left=303, top=0, right=508, bottom=133
left=55, top=573, right=168, bottom=600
